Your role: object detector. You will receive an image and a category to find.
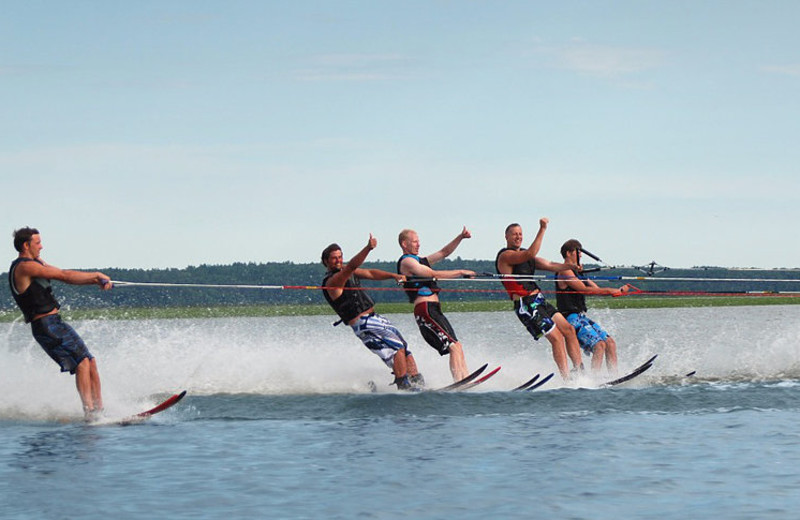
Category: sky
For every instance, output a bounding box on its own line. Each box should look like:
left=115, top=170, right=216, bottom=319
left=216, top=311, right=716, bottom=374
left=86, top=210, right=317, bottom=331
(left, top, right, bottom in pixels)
left=2, top=1, right=799, bottom=270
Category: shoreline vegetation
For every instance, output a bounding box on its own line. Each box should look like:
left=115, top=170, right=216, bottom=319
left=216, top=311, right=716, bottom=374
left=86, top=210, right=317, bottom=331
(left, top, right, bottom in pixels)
left=3, top=261, right=799, bottom=322
left=1, top=295, right=797, bottom=323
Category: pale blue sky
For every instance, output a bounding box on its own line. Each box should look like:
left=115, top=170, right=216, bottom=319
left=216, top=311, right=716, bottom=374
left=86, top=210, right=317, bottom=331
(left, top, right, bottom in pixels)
left=3, top=1, right=799, bottom=270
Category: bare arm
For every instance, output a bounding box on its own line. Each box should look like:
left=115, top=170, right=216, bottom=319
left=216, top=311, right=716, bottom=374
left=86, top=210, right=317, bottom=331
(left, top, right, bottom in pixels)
left=535, top=257, right=579, bottom=273
left=497, top=218, right=549, bottom=274
left=527, top=218, right=548, bottom=258
left=326, top=234, right=377, bottom=288
left=556, top=269, right=630, bottom=296
left=354, top=268, right=405, bottom=283
left=496, top=248, right=535, bottom=274
left=398, top=256, right=474, bottom=280
left=433, top=268, right=476, bottom=280
left=16, top=260, right=111, bottom=290
left=426, top=226, right=471, bottom=265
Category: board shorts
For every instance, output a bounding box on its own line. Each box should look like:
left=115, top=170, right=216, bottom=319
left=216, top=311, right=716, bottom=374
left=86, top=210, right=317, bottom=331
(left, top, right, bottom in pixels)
left=351, top=313, right=410, bottom=369
left=514, top=293, right=558, bottom=341
left=565, top=313, right=609, bottom=355
left=30, top=314, right=94, bottom=375
left=413, top=301, right=458, bottom=356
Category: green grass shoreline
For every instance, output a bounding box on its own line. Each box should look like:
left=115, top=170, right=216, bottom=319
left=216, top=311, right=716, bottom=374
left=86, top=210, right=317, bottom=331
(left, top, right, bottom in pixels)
left=1, top=295, right=797, bottom=322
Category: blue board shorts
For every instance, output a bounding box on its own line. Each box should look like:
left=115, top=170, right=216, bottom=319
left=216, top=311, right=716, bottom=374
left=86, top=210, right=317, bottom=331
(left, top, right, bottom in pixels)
left=565, top=313, right=609, bottom=354
left=30, top=314, right=94, bottom=374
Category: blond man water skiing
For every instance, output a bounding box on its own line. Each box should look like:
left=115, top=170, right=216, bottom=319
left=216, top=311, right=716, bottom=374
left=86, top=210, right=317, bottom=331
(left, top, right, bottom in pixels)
left=397, top=227, right=475, bottom=382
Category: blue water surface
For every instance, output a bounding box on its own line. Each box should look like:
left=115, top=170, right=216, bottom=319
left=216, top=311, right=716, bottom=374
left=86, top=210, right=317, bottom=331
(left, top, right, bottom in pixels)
left=3, top=384, right=800, bottom=520
left=3, top=307, right=800, bottom=519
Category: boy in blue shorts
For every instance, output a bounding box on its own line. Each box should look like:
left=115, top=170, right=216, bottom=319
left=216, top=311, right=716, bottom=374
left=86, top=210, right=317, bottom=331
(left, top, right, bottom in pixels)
left=555, top=239, right=630, bottom=374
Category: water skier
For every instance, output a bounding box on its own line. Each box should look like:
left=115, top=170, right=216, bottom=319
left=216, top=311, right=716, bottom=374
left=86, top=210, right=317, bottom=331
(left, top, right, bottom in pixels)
left=495, top=219, right=583, bottom=380
left=397, top=227, right=475, bottom=382
left=8, top=227, right=112, bottom=420
left=321, top=234, right=424, bottom=391
left=556, top=239, right=630, bottom=374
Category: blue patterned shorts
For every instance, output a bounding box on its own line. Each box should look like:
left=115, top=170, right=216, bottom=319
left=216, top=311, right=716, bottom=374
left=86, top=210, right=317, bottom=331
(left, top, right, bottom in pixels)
left=565, top=313, right=609, bottom=354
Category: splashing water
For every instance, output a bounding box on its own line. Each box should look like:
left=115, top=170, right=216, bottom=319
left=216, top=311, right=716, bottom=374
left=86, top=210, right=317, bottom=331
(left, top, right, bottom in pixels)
left=2, top=305, right=799, bottom=420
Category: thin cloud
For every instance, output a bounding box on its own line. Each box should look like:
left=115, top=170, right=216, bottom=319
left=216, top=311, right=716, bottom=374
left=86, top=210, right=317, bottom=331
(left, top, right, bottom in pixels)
left=557, top=43, right=664, bottom=78
left=291, top=53, right=414, bottom=81
left=762, top=64, right=800, bottom=77
left=0, top=64, right=47, bottom=77
left=532, top=40, right=664, bottom=80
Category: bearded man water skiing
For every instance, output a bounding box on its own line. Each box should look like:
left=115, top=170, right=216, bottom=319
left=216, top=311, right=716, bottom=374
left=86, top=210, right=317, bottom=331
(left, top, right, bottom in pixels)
left=321, top=234, right=424, bottom=390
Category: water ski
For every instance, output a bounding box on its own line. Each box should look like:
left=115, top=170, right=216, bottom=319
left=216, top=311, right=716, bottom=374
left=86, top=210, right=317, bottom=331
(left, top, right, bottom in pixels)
left=457, top=366, right=502, bottom=390
left=91, top=390, right=187, bottom=426
left=435, top=363, right=489, bottom=391
left=602, top=355, right=658, bottom=387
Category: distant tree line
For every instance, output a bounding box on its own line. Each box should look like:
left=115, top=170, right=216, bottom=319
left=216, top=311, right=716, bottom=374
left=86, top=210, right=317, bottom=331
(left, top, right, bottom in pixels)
left=2, top=259, right=799, bottom=312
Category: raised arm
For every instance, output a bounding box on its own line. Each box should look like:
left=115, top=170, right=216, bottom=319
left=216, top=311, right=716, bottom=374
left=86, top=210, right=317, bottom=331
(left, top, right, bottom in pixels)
left=496, top=220, right=549, bottom=274
left=326, top=234, right=377, bottom=288
left=527, top=218, right=548, bottom=258
left=426, top=226, right=471, bottom=265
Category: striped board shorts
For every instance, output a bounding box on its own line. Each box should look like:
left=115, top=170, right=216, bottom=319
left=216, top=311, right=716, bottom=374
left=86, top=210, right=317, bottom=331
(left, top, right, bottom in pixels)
left=351, top=313, right=410, bottom=368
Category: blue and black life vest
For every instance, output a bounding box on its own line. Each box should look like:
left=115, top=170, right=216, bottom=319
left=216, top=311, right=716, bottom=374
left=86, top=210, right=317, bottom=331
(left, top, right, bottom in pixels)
left=396, top=254, right=440, bottom=303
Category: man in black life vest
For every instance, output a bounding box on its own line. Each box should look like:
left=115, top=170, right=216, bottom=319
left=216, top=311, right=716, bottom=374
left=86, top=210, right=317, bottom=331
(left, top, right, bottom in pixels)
left=397, top=227, right=475, bottom=383
left=321, top=234, right=423, bottom=390
left=8, top=227, right=112, bottom=420
left=495, top=219, right=583, bottom=380
left=556, top=239, right=631, bottom=374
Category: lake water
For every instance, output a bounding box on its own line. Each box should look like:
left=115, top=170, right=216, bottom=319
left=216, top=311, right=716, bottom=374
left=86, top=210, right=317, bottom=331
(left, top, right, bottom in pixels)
left=2, top=305, right=800, bottom=519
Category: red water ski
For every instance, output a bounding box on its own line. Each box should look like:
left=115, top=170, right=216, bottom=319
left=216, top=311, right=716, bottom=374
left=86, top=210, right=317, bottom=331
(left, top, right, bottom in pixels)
left=103, top=390, right=187, bottom=426
left=457, top=366, right=502, bottom=390
left=136, top=390, right=187, bottom=417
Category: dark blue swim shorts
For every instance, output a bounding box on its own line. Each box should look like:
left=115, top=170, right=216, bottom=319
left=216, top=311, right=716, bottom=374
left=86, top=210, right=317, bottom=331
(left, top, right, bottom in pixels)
left=31, top=314, right=94, bottom=374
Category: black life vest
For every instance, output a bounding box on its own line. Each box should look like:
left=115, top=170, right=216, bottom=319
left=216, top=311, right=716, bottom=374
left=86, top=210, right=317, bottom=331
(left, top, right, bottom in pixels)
left=322, top=269, right=375, bottom=324
left=8, top=258, right=60, bottom=323
left=396, top=254, right=440, bottom=303
left=495, top=247, right=540, bottom=299
left=555, top=275, right=588, bottom=316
